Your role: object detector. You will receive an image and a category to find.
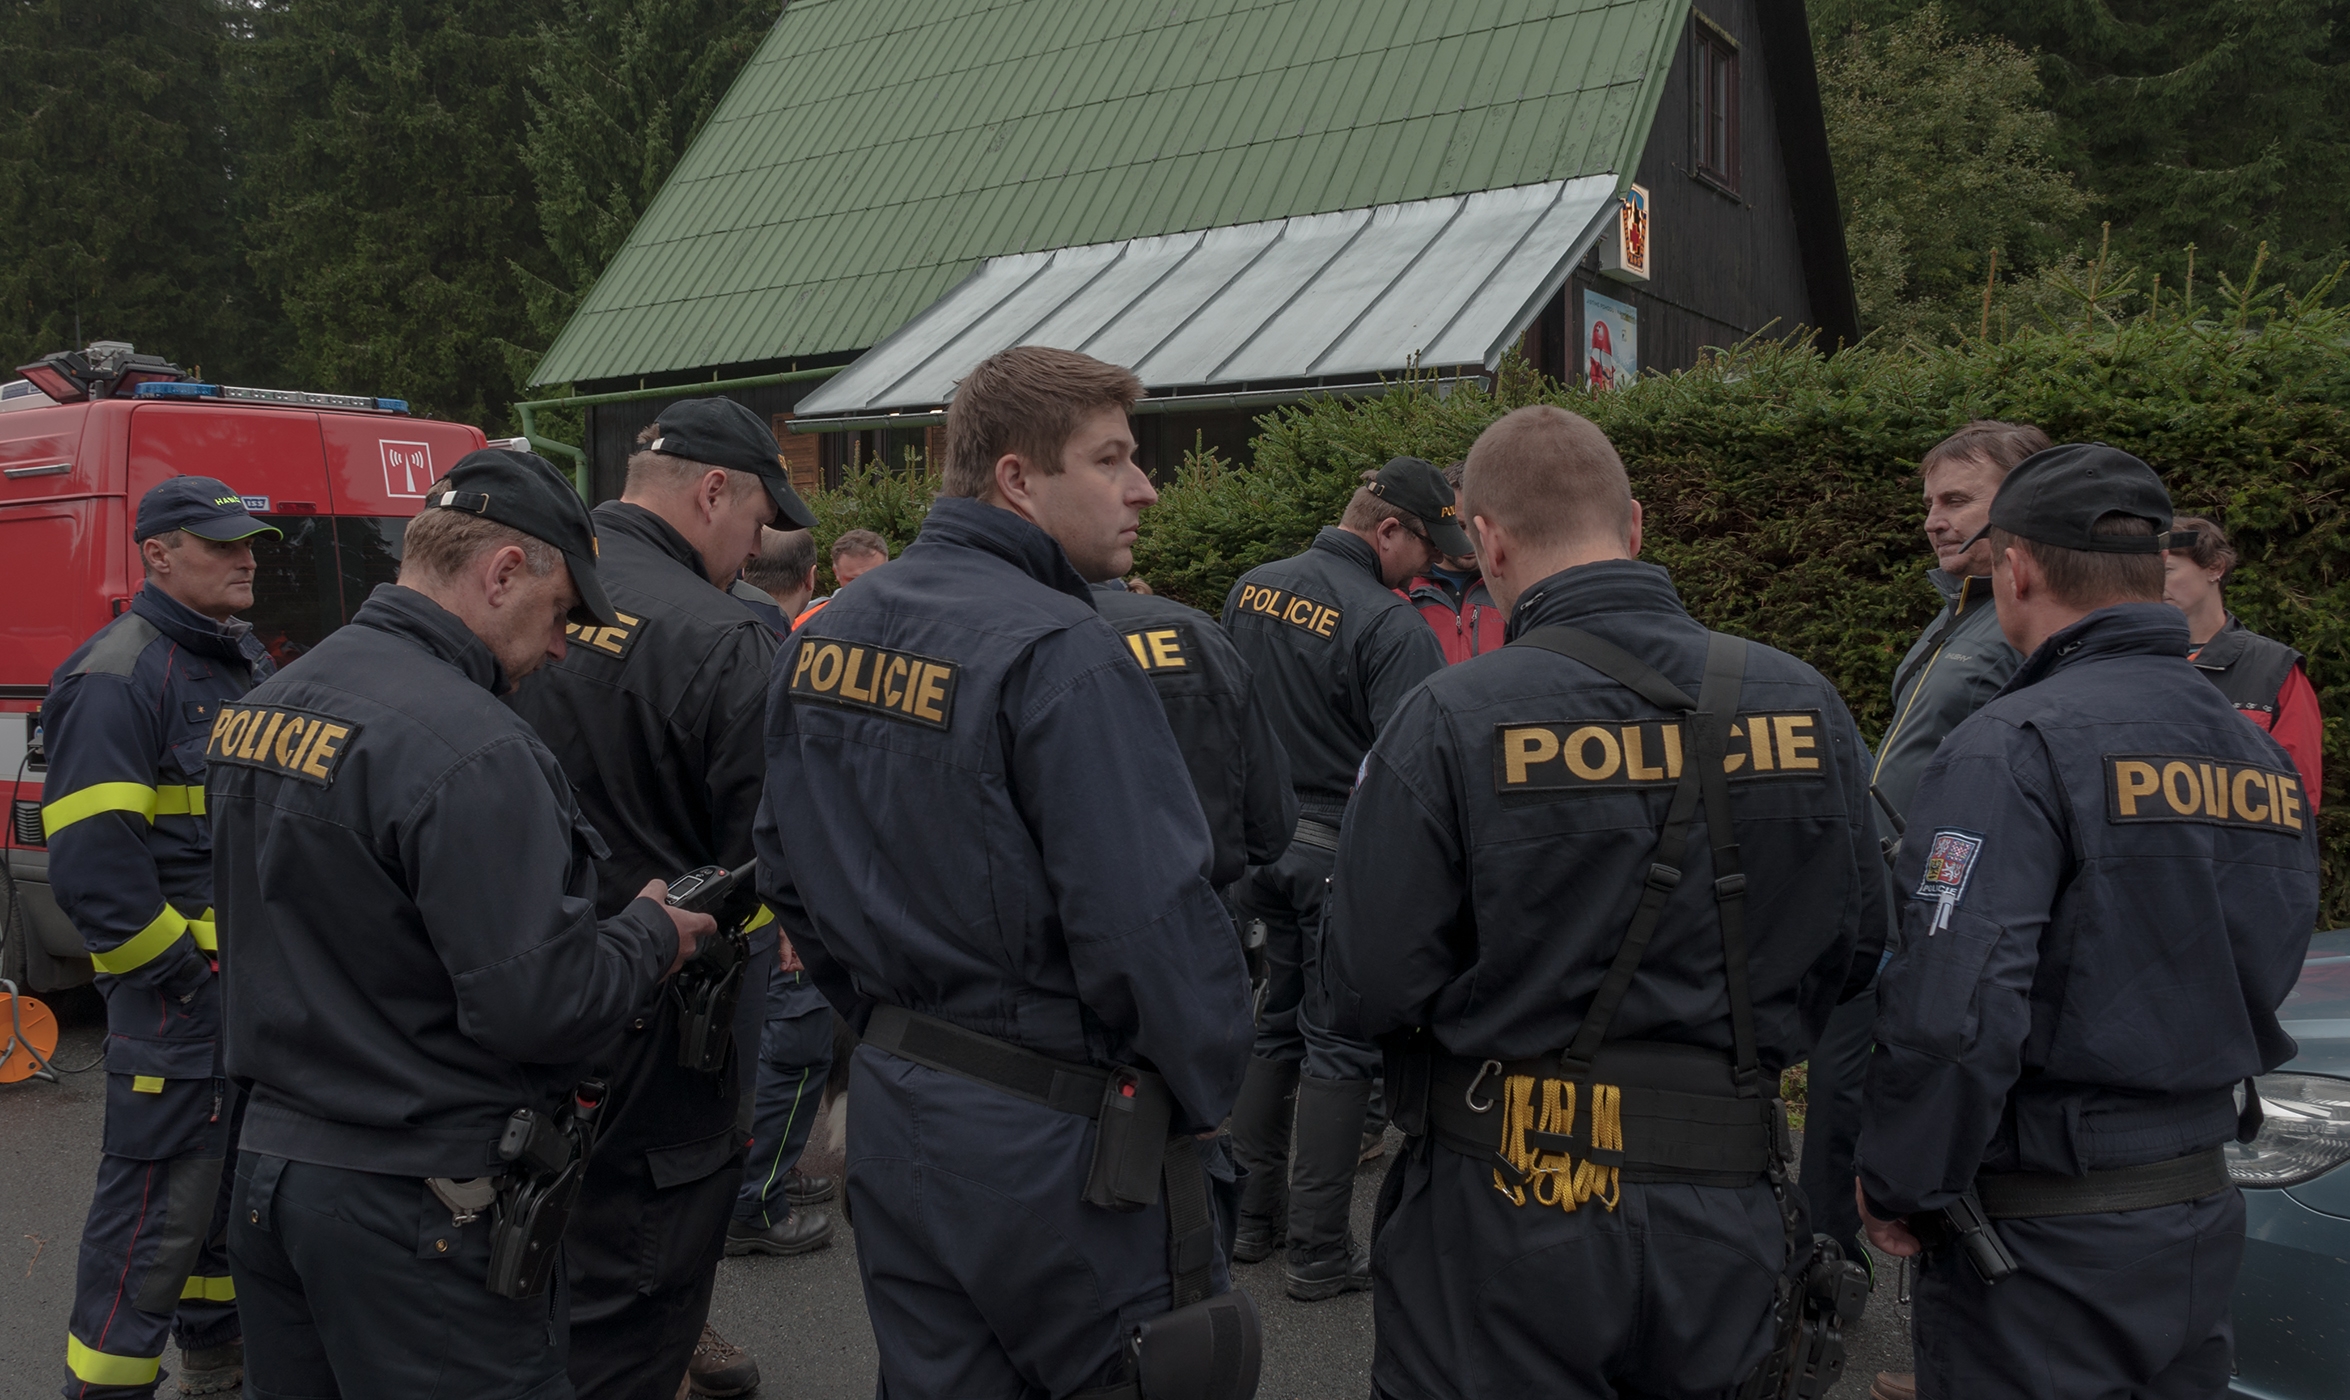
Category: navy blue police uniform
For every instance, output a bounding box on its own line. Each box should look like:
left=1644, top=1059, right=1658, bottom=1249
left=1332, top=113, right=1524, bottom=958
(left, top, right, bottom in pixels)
left=211, top=452, right=684, bottom=1399
left=1091, top=582, right=1295, bottom=892
left=1327, top=558, right=1887, bottom=1400
left=1218, top=462, right=1452, bottom=1282
left=754, top=495, right=1255, bottom=1398
left=1858, top=447, right=2320, bottom=1400
left=506, top=484, right=804, bottom=1396
left=42, top=478, right=278, bottom=1400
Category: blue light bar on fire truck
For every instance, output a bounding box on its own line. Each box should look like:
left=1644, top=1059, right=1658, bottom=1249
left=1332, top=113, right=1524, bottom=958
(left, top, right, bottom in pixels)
left=131, top=381, right=410, bottom=414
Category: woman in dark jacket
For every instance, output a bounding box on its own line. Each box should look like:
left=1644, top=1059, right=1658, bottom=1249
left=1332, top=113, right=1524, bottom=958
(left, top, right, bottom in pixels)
left=2166, top=514, right=2323, bottom=807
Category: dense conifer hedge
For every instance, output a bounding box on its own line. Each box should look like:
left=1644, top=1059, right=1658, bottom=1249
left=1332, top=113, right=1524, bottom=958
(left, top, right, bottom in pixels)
left=811, top=283, right=2350, bottom=919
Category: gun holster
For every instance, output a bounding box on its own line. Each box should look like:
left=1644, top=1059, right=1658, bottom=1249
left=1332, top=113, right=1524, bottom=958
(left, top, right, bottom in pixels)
left=1127, top=1289, right=1263, bottom=1400
left=673, top=927, right=750, bottom=1074
left=1910, top=1188, right=2018, bottom=1285
left=1083, top=1068, right=1174, bottom=1211
left=483, top=1081, right=605, bottom=1300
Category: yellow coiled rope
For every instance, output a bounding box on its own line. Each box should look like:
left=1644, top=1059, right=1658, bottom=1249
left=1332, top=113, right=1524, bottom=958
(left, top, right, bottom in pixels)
left=1489, top=1073, right=1624, bottom=1213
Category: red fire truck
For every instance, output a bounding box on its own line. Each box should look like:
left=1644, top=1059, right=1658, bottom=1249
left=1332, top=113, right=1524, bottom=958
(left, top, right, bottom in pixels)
left=1, top=343, right=509, bottom=993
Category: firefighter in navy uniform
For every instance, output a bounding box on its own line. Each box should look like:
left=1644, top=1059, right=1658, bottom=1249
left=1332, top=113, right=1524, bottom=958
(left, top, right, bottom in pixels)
left=505, top=398, right=819, bottom=1399
left=1091, top=578, right=1296, bottom=894
left=210, top=450, right=712, bottom=1398
left=754, top=347, right=1258, bottom=1400
left=1219, top=456, right=1451, bottom=1297
left=42, top=478, right=279, bottom=1400
left=1327, top=407, right=1887, bottom=1400
left=1856, top=446, right=2321, bottom=1400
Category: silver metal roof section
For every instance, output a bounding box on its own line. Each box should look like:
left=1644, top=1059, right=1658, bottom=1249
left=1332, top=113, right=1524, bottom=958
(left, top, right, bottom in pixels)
left=790, top=176, right=1622, bottom=426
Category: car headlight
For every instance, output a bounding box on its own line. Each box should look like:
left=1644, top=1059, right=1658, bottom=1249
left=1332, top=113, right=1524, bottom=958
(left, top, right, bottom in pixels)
left=2226, top=1072, right=2350, bottom=1188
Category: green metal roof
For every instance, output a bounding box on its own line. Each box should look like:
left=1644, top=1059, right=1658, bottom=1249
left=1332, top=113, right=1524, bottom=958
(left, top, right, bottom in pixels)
left=532, top=0, right=1691, bottom=387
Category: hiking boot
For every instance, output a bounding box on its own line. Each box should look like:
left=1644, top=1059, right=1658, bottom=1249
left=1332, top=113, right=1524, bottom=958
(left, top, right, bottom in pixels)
left=177, top=1341, right=243, bottom=1398
left=1285, top=1245, right=1372, bottom=1302
left=1232, top=1216, right=1281, bottom=1264
left=688, top=1324, right=761, bottom=1397
left=725, top=1207, right=834, bottom=1256
left=1869, top=1373, right=1916, bottom=1400
left=1359, top=1129, right=1386, bottom=1163
left=784, top=1170, right=837, bottom=1206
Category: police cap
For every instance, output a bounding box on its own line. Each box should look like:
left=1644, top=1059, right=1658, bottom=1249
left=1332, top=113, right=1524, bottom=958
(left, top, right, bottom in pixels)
left=1365, top=456, right=1474, bottom=558
left=1969, top=443, right=2192, bottom=554
left=646, top=397, right=820, bottom=531
left=135, top=475, right=283, bottom=543
left=426, top=448, right=619, bottom=627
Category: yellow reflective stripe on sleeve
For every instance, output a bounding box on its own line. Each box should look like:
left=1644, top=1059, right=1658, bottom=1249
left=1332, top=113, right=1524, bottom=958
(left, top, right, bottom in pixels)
left=41, top=782, right=159, bottom=839
left=88, top=905, right=191, bottom=974
left=747, top=904, right=776, bottom=932
left=152, top=785, right=206, bottom=818
left=187, top=907, right=218, bottom=952
left=179, top=1274, right=236, bottom=1302
left=132, top=1076, right=165, bottom=1093
left=66, top=1334, right=161, bottom=1386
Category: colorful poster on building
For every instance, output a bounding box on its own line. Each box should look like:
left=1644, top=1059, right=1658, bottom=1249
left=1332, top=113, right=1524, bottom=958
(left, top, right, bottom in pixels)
left=1583, top=289, right=1638, bottom=391
left=1601, top=184, right=1650, bottom=282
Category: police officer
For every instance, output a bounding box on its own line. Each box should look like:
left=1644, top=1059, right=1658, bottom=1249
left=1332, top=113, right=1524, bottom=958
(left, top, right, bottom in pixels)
left=1856, top=445, right=2320, bottom=1400
left=43, top=478, right=279, bottom=1400
left=211, top=450, right=712, bottom=1398
left=1091, top=577, right=1295, bottom=893
left=754, top=345, right=1257, bottom=1399
left=1812, top=421, right=2045, bottom=1322
left=1327, top=406, right=1887, bottom=1398
left=1220, top=456, right=1450, bottom=1296
left=506, top=399, right=817, bottom=1398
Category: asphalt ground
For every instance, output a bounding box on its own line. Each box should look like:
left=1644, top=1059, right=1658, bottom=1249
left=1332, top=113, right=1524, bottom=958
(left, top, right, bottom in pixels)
left=1, top=997, right=1909, bottom=1399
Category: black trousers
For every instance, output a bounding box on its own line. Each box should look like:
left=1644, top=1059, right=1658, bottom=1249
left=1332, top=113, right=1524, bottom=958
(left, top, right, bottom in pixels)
left=228, top=1153, right=573, bottom=1400
left=1912, top=1189, right=2244, bottom=1400
left=1369, top=1138, right=1784, bottom=1400
left=564, top=943, right=771, bottom=1400
left=1798, top=985, right=1875, bottom=1256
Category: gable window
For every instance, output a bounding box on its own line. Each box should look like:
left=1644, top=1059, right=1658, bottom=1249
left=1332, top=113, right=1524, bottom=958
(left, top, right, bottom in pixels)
left=1692, top=17, right=1740, bottom=193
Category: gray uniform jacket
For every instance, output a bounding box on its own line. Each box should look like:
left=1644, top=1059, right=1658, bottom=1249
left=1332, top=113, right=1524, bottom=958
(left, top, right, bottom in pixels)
left=1871, top=571, right=2019, bottom=837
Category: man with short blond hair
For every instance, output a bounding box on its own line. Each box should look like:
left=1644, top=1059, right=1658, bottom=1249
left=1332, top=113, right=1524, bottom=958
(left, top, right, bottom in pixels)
left=1329, top=404, right=1884, bottom=1400
left=757, top=344, right=1257, bottom=1398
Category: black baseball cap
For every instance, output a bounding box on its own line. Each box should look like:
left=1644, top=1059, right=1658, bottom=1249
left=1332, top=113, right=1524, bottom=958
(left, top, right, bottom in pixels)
left=425, top=449, right=618, bottom=626
left=135, top=476, right=283, bottom=543
left=646, top=397, right=819, bottom=530
left=1365, top=456, right=1475, bottom=558
left=1965, top=443, right=2193, bottom=555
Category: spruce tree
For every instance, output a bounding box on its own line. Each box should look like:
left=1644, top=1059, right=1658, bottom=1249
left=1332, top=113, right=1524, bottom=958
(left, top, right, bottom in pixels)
left=0, top=0, right=267, bottom=379
left=517, top=0, right=785, bottom=351
left=237, top=0, right=569, bottom=426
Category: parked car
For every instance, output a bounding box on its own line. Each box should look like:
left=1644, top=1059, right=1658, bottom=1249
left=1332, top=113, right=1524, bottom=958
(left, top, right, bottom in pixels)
left=2230, top=926, right=2350, bottom=1397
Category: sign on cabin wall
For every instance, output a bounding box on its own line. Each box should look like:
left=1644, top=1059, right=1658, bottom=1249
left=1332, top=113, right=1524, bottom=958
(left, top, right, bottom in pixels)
left=1584, top=289, right=1639, bottom=391
left=1600, top=185, right=1651, bottom=283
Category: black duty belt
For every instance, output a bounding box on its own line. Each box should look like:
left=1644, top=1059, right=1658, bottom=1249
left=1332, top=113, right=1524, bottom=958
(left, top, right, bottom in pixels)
left=863, top=1003, right=1123, bottom=1116
left=1421, top=1041, right=1774, bottom=1195
left=1290, top=815, right=1340, bottom=852
left=1975, top=1147, right=2230, bottom=1219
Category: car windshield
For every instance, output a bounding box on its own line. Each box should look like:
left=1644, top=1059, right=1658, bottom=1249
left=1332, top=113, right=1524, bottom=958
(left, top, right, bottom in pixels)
left=244, top=515, right=408, bottom=668
left=2280, top=929, right=2350, bottom=1022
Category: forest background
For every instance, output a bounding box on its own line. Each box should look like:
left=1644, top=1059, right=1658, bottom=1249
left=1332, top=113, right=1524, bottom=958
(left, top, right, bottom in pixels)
left=4, top=0, right=2347, bottom=426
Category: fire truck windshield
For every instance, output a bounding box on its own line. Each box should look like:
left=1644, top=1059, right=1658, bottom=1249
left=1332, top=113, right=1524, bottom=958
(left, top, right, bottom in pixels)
left=244, top=515, right=409, bottom=668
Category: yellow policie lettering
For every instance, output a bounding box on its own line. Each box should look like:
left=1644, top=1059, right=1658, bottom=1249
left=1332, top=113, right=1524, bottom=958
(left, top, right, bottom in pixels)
left=1123, top=627, right=1190, bottom=674
left=788, top=639, right=958, bottom=730
left=1236, top=584, right=1341, bottom=639
left=2107, top=754, right=2302, bottom=832
left=562, top=610, right=643, bottom=658
left=1494, top=713, right=1824, bottom=791
left=206, top=705, right=357, bottom=787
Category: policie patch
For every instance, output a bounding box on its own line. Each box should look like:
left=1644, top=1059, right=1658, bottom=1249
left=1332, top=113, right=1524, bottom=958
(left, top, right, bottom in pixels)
left=1120, top=624, right=1192, bottom=675
left=2106, top=754, right=2306, bottom=834
left=1230, top=583, right=1341, bottom=640
left=204, top=704, right=360, bottom=787
left=1915, top=829, right=1984, bottom=901
left=1492, top=712, right=1825, bottom=791
left=787, top=639, right=958, bottom=730
left=564, top=610, right=643, bottom=660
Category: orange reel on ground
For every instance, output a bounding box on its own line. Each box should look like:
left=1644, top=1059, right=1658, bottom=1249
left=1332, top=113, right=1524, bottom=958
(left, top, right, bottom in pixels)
left=0, top=991, right=59, bottom=1084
